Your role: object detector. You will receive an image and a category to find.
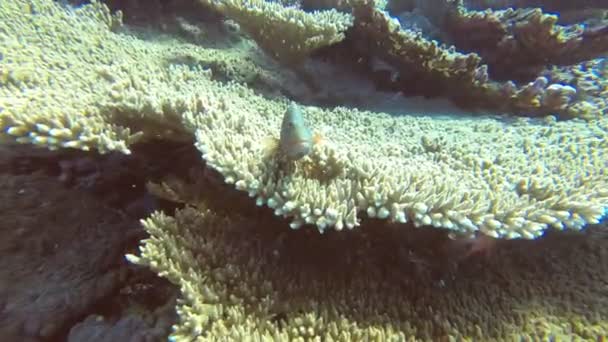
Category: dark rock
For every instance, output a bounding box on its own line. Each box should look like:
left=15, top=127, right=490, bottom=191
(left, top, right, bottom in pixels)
left=0, top=171, right=136, bottom=340
left=67, top=314, right=168, bottom=342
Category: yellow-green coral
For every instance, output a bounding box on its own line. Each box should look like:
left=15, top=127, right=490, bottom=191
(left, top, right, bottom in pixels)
left=445, top=5, right=608, bottom=69
left=127, top=202, right=608, bottom=341
left=0, top=0, right=139, bottom=153
left=546, top=59, right=608, bottom=121
left=0, top=0, right=291, bottom=154
left=2, top=0, right=607, bottom=339
left=1, top=0, right=607, bottom=239
left=198, top=0, right=354, bottom=64
left=183, top=81, right=608, bottom=238
left=349, top=1, right=601, bottom=118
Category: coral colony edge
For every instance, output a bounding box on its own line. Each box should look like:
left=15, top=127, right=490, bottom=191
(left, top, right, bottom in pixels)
left=0, top=0, right=607, bottom=341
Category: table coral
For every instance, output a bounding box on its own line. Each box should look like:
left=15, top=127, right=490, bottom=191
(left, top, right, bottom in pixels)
left=127, top=196, right=608, bottom=340
left=349, top=0, right=606, bottom=118
left=197, top=0, right=353, bottom=65
left=1, top=0, right=608, bottom=339
left=1, top=0, right=607, bottom=238
left=444, top=5, right=608, bottom=78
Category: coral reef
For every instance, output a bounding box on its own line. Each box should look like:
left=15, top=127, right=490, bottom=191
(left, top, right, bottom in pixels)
left=1, top=0, right=608, bottom=340
left=196, top=0, right=353, bottom=65
left=0, top=0, right=301, bottom=153
left=128, top=188, right=608, bottom=340
left=1, top=0, right=607, bottom=238
left=444, top=5, right=608, bottom=75
left=184, top=76, right=608, bottom=238
left=463, top=0, right=608, bottom=12
left=350, top=0, right=607, bottom=118
left=543, top=58, right=608, bottom=121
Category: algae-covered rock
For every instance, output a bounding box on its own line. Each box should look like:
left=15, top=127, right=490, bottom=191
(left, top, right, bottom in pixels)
left=0, top=165, right=132, bottom=339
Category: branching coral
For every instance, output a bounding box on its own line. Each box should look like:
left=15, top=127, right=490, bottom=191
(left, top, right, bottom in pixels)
left=197, top=0, right=354, bottom=65
left=0, top=0, right=297, bottom=154
left=185, top=83, right=608, bottom=238
left=2, top=0, right=607, bottom=339
left=349, top=0, right=604, bottom=118
left=2, top=0, right=607, bottom=239
left=0, top=0, right=139, bottom=153
left=127, top=192, right=608, bottom=340
left=444, top=5, right=608, bottom=77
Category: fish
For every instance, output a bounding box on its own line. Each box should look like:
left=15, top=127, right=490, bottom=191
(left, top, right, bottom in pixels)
left=263, top=102, right=322, bottom=161
left=280, top=102, right=314, bottom=160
